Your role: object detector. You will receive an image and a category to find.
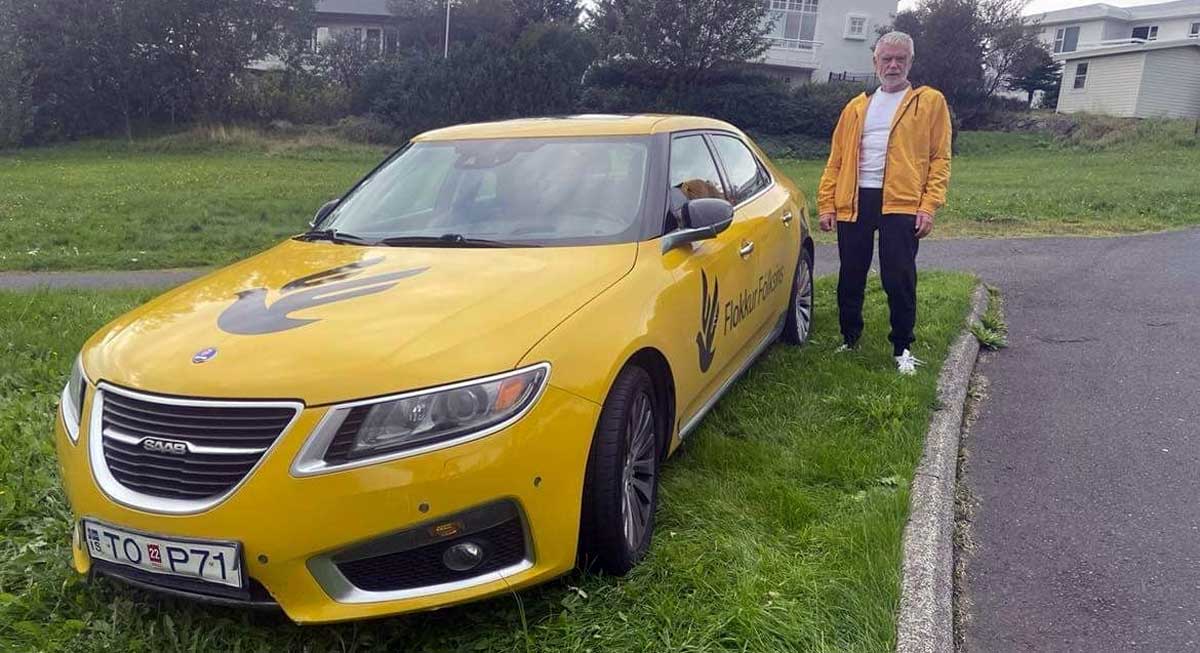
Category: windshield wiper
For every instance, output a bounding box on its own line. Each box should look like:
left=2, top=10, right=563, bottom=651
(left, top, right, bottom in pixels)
left=294, top=228, right=375, bottom=246
left=374, top=234, right=536, bottom=248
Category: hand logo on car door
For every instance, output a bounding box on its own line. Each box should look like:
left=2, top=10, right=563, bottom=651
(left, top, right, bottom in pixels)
left=696, top=270, right=719, bottom=373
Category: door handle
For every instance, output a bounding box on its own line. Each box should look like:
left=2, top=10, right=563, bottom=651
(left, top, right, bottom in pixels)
left=782, top=211, right=794, bottom=226
left=739, top=241, right=755, bottom=259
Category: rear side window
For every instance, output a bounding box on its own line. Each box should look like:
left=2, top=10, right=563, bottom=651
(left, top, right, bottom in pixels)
left=711, top=135, right=771, bottom=204
left=669, top=136, right=726, bottom=202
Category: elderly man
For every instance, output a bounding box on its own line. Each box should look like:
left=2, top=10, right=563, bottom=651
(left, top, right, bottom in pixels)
left=817, top=31, right=952, bottom=375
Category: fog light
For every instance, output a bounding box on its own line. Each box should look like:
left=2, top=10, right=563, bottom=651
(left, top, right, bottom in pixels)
left=442, top=542, right=485, bottom=572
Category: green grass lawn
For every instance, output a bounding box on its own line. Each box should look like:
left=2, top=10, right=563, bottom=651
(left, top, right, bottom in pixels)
left=0, top=131, right=391, bottom=271
left=0, top=272, right=975, bottom=653
left=1, top=125, right=1198, bottom=271
left=781, top=130, right=1200, bottom=243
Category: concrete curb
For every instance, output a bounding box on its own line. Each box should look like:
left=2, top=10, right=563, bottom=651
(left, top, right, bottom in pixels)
left=896, top=283, right=989, bottom=653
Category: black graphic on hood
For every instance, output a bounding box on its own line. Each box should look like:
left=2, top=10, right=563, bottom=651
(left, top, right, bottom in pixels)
left=218, top=259, right=428, bottom=335
left=696, top=270, right=719, bottom=373
left=281, top=257, right=385, bottom=292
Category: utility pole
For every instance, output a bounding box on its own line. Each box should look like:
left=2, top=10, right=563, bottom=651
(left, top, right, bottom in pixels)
left=443, top=0, right=450, bottom=59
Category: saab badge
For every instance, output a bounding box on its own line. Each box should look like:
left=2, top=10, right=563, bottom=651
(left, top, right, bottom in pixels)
left=192, top=347, right=218, bottom=364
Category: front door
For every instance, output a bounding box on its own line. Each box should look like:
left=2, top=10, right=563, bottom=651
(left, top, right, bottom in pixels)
left=657, top=133, right=761, bottom=427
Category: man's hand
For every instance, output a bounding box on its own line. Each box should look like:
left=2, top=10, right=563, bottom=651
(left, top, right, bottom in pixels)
left=819, top=212, right=836, bottom=232
left=915, top=210, right=934, bottom=239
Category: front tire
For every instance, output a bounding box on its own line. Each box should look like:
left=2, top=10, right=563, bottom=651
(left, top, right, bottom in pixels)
left=580, top=366, right=661, bottom=576
left=782, top=246, right=814, bottom=345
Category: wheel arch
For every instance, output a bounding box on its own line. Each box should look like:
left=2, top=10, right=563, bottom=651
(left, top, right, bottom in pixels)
left=622, top=348, right=676, bottom=461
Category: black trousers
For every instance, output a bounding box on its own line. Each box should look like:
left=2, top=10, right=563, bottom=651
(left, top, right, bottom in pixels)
left=836, top=188, right=919, bottom=356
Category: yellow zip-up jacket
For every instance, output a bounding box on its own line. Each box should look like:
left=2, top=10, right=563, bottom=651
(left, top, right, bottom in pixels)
left=817, top=85, right=952, bottom=221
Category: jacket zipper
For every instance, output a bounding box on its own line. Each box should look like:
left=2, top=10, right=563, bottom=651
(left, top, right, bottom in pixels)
left=880, top=88, right=921, bottom=215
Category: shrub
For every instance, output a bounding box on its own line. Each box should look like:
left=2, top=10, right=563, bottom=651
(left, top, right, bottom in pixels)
left=579, top=60, right=869, bottom=140
left=331, top=115, right=404, bottom=145
left=229, top=71, right=351, bottom=125
left=368, top=25, right=593, bottom=138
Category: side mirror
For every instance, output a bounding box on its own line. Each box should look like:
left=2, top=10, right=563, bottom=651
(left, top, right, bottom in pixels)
left=310, top=198, right=340, bottom=229
left=662, top=198, right=734, bottom=252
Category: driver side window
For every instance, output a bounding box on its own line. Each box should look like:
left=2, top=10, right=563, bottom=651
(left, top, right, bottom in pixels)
left=667, top=135, right=726, bottom=233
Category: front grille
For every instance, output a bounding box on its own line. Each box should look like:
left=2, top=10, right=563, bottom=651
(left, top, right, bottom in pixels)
left=336, top=518, right=527, bottom=592
left=100, top=389, right=297, bottom=501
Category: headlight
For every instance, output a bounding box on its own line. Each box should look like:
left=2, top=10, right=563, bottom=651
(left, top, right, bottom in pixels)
left=291, top=363, right=550, bottom=476
left=60, top=356, right=88, bottom=443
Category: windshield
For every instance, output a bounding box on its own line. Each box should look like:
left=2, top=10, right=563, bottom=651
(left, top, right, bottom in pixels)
left=321, top=137, right=652, bottom=246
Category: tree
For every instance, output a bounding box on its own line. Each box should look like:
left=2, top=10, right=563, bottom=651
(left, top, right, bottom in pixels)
left=886, top=0, right=1039, bottom=124
left=319, top=31, right=380, bottom=89
left=0, top=0, right=32, bottom=146
left=13, top=0, right=311, bottom=141
left=389, top=0, right=578, bottom=55
left=513, top=0, right=583, bottom=28
left=1006, top=43, right=1060, bottom=107
left=588, top=0, right=771, bottom=78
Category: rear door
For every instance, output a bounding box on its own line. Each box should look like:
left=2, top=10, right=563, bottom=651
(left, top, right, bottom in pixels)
left=708, top=133, right=796, bottom=345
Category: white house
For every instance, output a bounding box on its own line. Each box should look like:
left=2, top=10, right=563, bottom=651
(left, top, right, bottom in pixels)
left=287, top=0, right=896, bottom=86
left=1033, top=0, right=1200, bottom=118
left=756, top=0, right=899, bottom=85
left=308, top=0, right=398, bottom=54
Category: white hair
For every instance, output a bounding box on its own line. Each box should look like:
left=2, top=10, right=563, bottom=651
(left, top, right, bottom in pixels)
left=875, top=31, right=915, bottom=58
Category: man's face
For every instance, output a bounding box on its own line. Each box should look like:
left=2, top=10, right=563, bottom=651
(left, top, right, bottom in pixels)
left=873, top=43, right=912, bottom=91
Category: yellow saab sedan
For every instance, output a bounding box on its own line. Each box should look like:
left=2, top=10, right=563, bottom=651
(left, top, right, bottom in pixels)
left=54, top=115, right=814, bottom=623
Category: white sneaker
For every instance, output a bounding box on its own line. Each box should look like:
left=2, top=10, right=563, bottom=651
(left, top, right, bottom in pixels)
left=895, top=349, right=924, bottom=376
left=835, top=342, right=858, bottom=353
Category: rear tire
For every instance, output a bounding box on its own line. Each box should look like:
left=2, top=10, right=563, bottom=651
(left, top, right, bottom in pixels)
left=579, top=366, right=661, bottom=576
left=782, top=246, right=814, bottom=346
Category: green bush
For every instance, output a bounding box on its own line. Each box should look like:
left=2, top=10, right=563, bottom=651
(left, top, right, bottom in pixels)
left=229, top=71, right=351, bottom=125
left=332, top=115, right=405, bottom=145
left=367, top=24, right=594, bottom=138
left=578, top=61, right=869, bottom=140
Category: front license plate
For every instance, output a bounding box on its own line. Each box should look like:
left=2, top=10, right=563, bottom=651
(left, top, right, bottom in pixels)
left=82, top=520, right=243, bottom=589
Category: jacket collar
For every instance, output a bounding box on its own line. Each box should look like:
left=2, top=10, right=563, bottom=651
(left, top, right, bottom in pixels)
left=853, top=85, right=927, bottom=129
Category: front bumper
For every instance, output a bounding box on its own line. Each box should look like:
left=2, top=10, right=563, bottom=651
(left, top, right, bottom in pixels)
left=55, top=385, right=599, bottom=623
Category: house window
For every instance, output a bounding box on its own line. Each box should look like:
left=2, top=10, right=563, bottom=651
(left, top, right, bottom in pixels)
left=764, top=0, right=819, bottom=50
left=1054, top=26, right=1080, bottom=53
left=1131, top=25, right=1158, bottom=41
left=305, top=28, right=317, bottom=52
left=1189, top=22, right=1199, bottom=37
left=366, top=28, right=382, bottom=54
left=385, top=29, right=399, bottom=55
left=1073, top=62, right=1088, bottom=89
left=352, top=27, right=362, bottom=44
left=845, top=14, right=868, bottom=40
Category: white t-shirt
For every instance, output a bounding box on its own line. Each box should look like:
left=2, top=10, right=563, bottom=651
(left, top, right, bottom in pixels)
left=857, top=86, right=909, bottom=189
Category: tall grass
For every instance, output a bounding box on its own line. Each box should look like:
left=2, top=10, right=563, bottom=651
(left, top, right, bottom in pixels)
left=0, top=273, right=977, bottom=652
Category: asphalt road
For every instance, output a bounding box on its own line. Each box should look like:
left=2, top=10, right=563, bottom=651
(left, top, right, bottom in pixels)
left=821, top=230, right=1200, bottom=652
left=5, top=230, right=1199, bottom=650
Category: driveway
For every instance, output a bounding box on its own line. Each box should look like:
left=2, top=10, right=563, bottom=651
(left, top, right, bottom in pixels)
left=5, top=229, right=1200, bottom=650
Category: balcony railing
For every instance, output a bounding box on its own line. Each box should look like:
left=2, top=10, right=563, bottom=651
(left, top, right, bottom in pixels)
left=761, top=38, right=822, bottom=69
left=766, top=36, right=822, bottom=51
left=1078, top=37, right=1150, bottom=50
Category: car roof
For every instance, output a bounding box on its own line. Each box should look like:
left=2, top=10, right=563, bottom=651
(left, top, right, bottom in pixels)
left=412, top=114, right=743, bottom=142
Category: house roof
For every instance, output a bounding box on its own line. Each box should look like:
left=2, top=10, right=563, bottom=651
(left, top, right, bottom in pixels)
left=1035, top=0, right=1200, bottom=25
left=1054, top=37, right=1200, bottom=59
left=315, top=0, right=393, bottom=17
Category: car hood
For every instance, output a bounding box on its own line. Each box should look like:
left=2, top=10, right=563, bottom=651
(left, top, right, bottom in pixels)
left=83, top=239, right=636, bottom=405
